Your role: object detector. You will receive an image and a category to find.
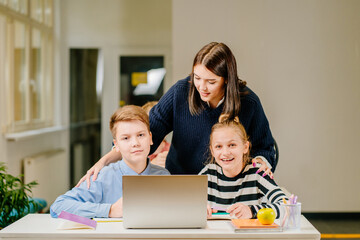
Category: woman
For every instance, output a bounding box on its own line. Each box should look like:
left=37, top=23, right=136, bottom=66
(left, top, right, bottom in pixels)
left=77, top=42, right=276, bottom=187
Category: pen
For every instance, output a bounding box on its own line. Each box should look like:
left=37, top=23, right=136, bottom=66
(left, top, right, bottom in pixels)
left=212, top=206, right=227, bottom=212
left=96, top=220, right=123, bottom=223
left=289, top=194, right=294, bottom=204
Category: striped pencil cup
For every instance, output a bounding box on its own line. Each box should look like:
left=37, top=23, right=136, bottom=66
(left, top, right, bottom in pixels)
left=280, top=202, right=301, bottom=230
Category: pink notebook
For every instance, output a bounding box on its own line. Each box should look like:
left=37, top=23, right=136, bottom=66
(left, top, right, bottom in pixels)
left=58, top=211, right=97, bottom=230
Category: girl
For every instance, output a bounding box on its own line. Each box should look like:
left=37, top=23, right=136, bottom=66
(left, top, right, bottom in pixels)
left=200, top=114, right=287, bottom=219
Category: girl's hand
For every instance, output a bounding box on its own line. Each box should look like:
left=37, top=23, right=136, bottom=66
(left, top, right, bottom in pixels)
left=109, top=198, right=123, bottom=218
left=227, top=203, right=252, bottom=219
left=252, top=158, right=274, bottom=179
left=207, top=204, right=218, bottom=218
left=151, top=151, right=168, bottom=168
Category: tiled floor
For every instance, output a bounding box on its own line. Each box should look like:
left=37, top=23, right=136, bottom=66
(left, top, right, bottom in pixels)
left=305, top=215, right=360, bottom=240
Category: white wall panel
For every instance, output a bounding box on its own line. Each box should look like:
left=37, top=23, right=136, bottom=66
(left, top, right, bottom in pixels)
left=172, top=0, right=360, bottom=212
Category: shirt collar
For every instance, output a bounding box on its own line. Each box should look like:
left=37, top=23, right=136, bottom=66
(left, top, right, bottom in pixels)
left=207, top=96, right=225, bottom=108
left=119, top=158, right=151, bottom=175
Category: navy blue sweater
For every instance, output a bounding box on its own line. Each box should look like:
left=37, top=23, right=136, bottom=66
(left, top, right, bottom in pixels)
left=149, top=77, right=276, bottom=174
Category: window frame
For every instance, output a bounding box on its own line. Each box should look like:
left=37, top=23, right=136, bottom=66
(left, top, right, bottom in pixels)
left=0, top=0, right=54, bottom=133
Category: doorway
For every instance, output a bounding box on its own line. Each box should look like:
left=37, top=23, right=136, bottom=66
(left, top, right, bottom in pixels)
left=120, top=56, right=165, bottom=106
left=69, top=49, right=102, bottom=186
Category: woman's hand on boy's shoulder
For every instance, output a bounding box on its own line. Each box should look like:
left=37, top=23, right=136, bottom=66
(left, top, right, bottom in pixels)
left=76, top=160, right=106, bottom=188
left=252, top=158, right=273, bottom=179
left=76, top=149, right=122, bottom=189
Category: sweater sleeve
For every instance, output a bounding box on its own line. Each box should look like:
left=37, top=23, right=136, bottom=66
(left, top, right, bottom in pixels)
left=242, top=93, right=277, bottom=171
left=148, top=82, right=176, bottom=154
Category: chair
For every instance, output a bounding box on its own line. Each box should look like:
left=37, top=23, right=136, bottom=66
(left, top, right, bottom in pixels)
left=273, top=138, right=290, bottom=197
left=274, top=138, right=279, bottom=164
left=28, top=198, right=47, bottom=213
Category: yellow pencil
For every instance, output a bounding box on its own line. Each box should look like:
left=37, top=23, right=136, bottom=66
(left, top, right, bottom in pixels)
left=96, top=220, right=123, bottom=223
left=283, top=198, right=287, bottom=204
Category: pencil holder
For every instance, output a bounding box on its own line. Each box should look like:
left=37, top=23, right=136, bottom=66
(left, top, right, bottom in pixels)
left=280, top=202, right=301, bottom=230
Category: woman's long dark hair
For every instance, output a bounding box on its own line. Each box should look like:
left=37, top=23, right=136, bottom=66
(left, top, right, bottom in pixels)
left=188, top=42, right=247, bottom=119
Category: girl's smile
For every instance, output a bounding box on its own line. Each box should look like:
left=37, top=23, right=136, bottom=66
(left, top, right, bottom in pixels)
left=211, top=127, right=249, bottom=178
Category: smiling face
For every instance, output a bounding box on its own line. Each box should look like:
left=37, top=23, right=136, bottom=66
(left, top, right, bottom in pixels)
left=210, top=126, right=250, bottom=178
left=113, top=120, right=153, bottom=172
left=193, top=64, right=226, bottom=108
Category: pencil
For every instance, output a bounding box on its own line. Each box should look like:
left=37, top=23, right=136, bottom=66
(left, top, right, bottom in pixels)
left=96, top=220, right=123, bottom=223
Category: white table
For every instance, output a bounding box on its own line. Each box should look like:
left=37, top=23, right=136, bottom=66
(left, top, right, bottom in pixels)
left=0, top=214, right=320, bottom=240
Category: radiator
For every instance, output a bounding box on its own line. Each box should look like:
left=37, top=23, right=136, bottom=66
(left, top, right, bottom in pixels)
left=23, top=149, right=69, bottom=212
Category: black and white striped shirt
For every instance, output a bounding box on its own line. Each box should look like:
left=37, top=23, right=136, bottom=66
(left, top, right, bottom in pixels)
left=199, top=163, right=287, bottom=218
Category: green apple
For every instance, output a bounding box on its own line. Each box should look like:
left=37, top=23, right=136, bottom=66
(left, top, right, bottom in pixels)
left=257, top=208, right=276, bottom=225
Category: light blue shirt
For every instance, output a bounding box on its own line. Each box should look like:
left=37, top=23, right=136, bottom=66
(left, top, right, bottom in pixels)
left=50, top=160, right=170, bottom=218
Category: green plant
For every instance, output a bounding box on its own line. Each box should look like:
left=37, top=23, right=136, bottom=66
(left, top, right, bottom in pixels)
left=0, top=162, right=38, bottom=229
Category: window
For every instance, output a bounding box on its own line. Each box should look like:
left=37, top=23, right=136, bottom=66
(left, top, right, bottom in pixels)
left=0, top=0, right=54, bottom=133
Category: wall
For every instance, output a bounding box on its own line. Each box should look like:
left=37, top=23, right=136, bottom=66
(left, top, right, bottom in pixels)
left=172, top=0, right=360, bottom=212
left=0, top=0, right=69, bottom=181
left=61, top=0, right=172, bottom=155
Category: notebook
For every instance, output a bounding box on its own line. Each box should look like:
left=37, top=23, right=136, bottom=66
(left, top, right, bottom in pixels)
left=122, top=175, right=208, bottom=229
left=57, top=211, right=97, bottom=230
left=231, top=219, right=282, bottom=232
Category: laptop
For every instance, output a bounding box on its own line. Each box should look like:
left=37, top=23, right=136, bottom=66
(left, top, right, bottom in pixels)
left=122, top=175, right=208, bottom=229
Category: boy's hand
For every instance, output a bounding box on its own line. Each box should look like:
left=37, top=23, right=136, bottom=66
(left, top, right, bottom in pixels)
left=109, top=198, right=123, bottom=218
left=227, top=203, right=252, bottom=219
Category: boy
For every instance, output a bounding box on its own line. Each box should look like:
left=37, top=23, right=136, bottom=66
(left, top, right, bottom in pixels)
left=50, top=105, right=170, bottom=218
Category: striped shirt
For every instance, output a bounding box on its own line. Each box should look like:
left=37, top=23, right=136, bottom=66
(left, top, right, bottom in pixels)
left=199, top=163, right=287, bottom=219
